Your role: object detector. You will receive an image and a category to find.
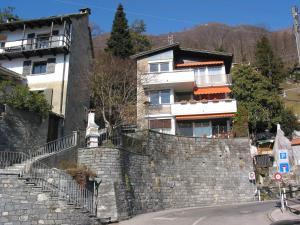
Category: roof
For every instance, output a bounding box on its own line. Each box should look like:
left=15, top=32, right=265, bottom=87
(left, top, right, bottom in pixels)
left=131, top=42, right=233, bottom=59
left=131, top=43, right=180, bottom=59
left=194, top=86, right=231, bottom=95
left=291, top=138, right=300, bottom=146
left=176, top=113, right=235, bottom=120
left=0, top=9, right=91, bottom=31
left=0, top=66, right=26, bottom=82
left=176, top=61, right=224, bottom=68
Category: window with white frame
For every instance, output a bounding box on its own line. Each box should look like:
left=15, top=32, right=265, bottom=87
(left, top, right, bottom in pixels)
left=149, top=62, right=170, bottom=73
left=149, top=90, right=170, bottom=105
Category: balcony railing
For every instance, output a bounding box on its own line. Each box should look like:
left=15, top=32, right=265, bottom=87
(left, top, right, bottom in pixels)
left=171, top=99, right=237, bottom=116
left=195, top=73, right=231, bottom=87
left=140, top=70, right=231, bottom=88
left=0, top=35, right=70, bottom=58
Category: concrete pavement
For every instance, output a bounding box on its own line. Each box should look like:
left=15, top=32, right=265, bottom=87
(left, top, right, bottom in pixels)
left=116, top=201, right=275, bottom=225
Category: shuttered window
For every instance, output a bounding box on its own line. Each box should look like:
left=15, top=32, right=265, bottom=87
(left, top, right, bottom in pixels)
left=150, top=119, right=171, bottom=129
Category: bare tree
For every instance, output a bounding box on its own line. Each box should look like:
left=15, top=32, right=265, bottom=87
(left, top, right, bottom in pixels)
left=91, top=52, right=137, bottom=133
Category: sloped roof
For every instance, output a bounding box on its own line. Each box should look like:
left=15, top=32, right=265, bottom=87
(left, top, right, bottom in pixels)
left=131, top=42, right=233, bottom=59
left=0, top=66, right=26, bottom=83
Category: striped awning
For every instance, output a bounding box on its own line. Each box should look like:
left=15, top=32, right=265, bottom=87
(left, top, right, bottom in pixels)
left=176, top=113, right=235, bottom=120
left=176, top=61, right=224, bottom=68
left=194, top=86, right=231, bottom=95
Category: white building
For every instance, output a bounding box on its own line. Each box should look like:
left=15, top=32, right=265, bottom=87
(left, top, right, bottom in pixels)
left=133, top=43, right=237, bottom=137
left=0, top=8, right=93, bottom=141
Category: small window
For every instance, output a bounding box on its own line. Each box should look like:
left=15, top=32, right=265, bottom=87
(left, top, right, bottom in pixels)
left=52, top=30, right=59, bottom=36
left=160, top=62, right=169, bottom=72
left=149, top=91, right=159, bottom=105
left=149, top=62, right=170, bottom=73
left=32, top=61, right=47, bottom=74
left=149, top=63, right=159, bottom=73
left=149, top=90, right=170, bottom=105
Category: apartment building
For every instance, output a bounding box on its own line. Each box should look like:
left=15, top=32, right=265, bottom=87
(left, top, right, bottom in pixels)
left=0, top=8, right=93, bottom=141
left=133, top=43, right=237, bottom=137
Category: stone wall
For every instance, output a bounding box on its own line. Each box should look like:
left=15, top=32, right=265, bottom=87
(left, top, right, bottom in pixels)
left=0, top=174, right=99, bottom=225
left=0, top=105, right=48, bottom=153
left=78, top=131, right=254, bottom=221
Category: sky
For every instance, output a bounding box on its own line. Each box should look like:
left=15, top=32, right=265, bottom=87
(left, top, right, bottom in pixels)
left=0, top=0, right=299, bottom=35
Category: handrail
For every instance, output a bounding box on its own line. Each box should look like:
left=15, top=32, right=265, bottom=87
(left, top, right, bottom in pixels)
left=0, top=131, right=96, bottom=215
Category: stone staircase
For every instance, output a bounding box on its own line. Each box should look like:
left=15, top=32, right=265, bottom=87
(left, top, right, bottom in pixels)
left=0, top=132, right=105, bottom=225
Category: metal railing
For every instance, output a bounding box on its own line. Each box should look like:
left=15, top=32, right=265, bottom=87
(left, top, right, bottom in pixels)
left=0, top=151, right=28, bottom=169
left=29, top=160, right=95, bottom=214
left=0, top=34, right=70, bottom=53
left=0, top=131, right=96, bottom=215
left=30, top=132, right=77, bottom=158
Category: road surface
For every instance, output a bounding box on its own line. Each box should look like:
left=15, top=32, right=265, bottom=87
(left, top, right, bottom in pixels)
left=118, top=201, right=280, bottom=225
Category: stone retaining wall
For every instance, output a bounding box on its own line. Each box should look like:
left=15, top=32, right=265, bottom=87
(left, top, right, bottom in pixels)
left=0, top=174, right=99, bottom=225
left=78, top=131, right=254, bottom=221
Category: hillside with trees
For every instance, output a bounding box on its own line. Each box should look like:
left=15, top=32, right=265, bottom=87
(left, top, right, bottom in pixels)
left=94, top=23, right=298, bottom=66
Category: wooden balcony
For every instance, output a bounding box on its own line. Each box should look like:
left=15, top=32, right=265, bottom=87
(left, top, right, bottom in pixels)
left=0, top=35, right=70, bottom=60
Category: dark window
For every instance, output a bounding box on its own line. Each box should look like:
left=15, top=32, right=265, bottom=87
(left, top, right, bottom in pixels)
left=150, top=119, right=171, bottom=129
left=176, top=121, right=193, bottom=136
left=32, top=61, right=47, bottom=74
left=52, top=30, right=59, bottom=36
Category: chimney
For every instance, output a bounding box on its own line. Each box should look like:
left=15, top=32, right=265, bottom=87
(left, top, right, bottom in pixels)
left=79, top=8, right=91, bottom=15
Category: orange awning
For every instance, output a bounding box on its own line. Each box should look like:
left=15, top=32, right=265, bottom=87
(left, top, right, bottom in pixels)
left=194, top=86, right=231, bottom=95
left=292, top=138, right=300, bottom=146
left=176, top=61, right=224, bottom=68
left=176, top=113, right=235, bottom=120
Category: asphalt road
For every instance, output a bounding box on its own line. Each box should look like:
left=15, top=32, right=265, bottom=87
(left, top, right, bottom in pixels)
left=118, top=201, right=278, bottom=225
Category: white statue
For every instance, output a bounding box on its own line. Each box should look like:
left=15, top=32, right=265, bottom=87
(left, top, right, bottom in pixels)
left=86, top=111, right=100, bottom=148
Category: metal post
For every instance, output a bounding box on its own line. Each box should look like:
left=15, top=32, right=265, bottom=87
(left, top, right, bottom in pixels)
left=49, top=21, right=54, bottom=48
left=258, top=189, right=261, bottom=202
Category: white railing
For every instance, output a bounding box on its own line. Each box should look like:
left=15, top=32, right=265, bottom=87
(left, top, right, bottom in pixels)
left=171, top=99, right=237, bottom=116
left=195, top=73, right=231, bottom=87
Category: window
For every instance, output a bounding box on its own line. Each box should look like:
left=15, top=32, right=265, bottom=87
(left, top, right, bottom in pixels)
left=149, top=90, right=170, bottom=105
left=150, top=119, right=171, bottom=129
left=32, top=61, right=47, bottom=74
left=149, top=62, right=170, bottom=73
left=207, top=66, right=222, bottom=75
left=149, top=63, right=159, bottom=72
left=176, top=121, right=193, bottom=136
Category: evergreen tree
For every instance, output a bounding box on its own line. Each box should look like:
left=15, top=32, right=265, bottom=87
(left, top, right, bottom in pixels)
left=130, top=19, right=151, bottom=53
left=0, top=7, right=19, bottom=23
left=254, top=36, right=285, bottom=90
left=231, top=64, right=298, bottom=136
left=105, top=4, right=133, bottom=58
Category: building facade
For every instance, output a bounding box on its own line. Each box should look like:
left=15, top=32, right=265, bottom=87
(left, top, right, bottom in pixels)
left=133, top=43, right=237, bottom=137
left=0, top=8, right=93, bottom=141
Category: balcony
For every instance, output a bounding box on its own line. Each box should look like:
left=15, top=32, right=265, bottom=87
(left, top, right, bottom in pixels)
left=141, top=69, right=195, bottom=89
left=141, top=69, right=231, bottom=90
left=195, top=73, right=231, bottom=87
left=0, top=35, right=70, bottom=60
left=171, top=99, right=237, bottom=116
